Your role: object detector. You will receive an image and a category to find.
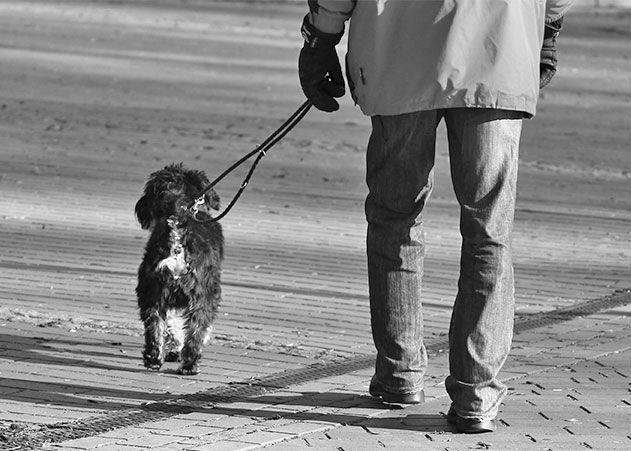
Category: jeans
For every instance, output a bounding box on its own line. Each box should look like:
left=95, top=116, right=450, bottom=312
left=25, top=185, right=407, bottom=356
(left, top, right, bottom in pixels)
left=365, top=108, right=523, bottom=420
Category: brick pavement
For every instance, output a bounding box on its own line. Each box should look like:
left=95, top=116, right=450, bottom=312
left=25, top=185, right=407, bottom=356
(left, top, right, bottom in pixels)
left=0, top=296, right=625, bottom=450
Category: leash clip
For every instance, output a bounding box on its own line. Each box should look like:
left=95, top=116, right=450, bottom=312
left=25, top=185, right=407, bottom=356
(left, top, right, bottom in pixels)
left=190, top=196, right=206, bottom=219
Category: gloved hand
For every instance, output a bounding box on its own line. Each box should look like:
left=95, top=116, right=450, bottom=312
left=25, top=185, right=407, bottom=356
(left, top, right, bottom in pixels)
left=298, top=14, right=345, bottom=112
left=540, top=17, right=564, bottom=89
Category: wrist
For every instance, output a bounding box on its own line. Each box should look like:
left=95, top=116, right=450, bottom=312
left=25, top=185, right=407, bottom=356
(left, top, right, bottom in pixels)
left=544, top=16, right=563, bottom=41
left=301, top=14, right=343, bottom=49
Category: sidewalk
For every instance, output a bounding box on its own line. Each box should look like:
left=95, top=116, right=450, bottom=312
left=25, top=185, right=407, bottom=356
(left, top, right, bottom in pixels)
left=1, top=293, right=629, bottom=450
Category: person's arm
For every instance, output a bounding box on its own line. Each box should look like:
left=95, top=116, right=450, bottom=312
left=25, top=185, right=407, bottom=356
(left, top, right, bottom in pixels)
left=540, top=0, right=574, bottom=88
left=298, top=1, right=356, bottom=112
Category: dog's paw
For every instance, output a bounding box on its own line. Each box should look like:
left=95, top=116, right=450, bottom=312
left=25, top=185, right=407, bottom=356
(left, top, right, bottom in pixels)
left=144, top=361, right=163, bottom=371
left=142, top=352, right=164, bottom=370
left=164, top=351, right=181, bottom=362
left=176, top=363, right=199, bottom=375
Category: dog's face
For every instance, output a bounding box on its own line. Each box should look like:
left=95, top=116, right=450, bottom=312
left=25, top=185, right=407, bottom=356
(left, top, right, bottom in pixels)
left=135, top=163, right=220, bottom=229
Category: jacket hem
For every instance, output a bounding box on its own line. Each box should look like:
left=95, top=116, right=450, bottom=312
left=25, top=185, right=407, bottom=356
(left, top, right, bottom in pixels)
left=357, top=94, right=537, bottom=118
left=359, top=99, right=536, bottom=119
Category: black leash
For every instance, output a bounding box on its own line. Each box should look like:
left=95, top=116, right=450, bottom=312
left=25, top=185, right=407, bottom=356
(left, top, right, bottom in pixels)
left=187, top=100, right=313, bottom=222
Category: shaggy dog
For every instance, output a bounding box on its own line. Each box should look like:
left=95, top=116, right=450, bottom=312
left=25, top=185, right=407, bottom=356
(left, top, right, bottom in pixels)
left=135, top=163, right=223, bottom=375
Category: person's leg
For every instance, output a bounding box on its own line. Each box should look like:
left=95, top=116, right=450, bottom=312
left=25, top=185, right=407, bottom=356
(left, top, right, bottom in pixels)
left=365, top=110, right=440, bottom=396
left=443, top=108, right=523, bottom=423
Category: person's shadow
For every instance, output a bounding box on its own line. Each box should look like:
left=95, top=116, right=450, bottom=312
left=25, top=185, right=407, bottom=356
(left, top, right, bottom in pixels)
left=143, top=390, right=455, bottom=433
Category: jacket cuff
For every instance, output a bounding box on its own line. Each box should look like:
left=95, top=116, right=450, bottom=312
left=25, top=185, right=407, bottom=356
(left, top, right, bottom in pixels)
left=545, top=0, right=573, bottom=23
left=544, top=16, right=563, bottom=36
left=310, top=13, right=347, bottom=34
left=308, top=1, right=352, bottom=34
left=302, top=14, right=343, bottom=48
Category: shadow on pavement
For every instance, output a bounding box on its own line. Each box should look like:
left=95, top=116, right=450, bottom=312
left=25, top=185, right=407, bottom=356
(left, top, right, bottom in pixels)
left=143, top=391, right=454, bottom=433
left=0, top=333, right=143, bottom=372
left=0, top=377, right=173, bottom=410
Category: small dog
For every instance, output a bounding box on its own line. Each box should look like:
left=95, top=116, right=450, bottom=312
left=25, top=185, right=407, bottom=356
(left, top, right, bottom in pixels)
left=135, top=163, right=223, bottom=375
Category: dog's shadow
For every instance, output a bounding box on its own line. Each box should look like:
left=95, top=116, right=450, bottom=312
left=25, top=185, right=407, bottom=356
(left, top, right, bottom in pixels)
left=0, top=333, right=176, bottom=410
left=0, top=333, right=146, bottom=373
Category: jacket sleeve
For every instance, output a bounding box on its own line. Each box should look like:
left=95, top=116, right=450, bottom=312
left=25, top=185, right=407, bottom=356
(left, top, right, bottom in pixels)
left=546, top=0, right=573, bottom=23
left=308, top=0, right=356, bottom=34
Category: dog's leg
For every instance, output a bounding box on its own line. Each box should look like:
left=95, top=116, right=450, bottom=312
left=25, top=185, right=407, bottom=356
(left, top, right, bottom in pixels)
left=164, top=309, right=185, bottom=362
left=137, top=269, right=168, bottom=370
left=140, top=307, right=166, bottom=370
left=178, top=306, right=215, bottom=375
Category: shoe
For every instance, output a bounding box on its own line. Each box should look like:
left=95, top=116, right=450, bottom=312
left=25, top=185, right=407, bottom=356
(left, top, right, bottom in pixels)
left=445, top=406, right=458, bottom=425
left=446, top=406, right=496, bottom=434
left=369, top=380, right=425, bottom=404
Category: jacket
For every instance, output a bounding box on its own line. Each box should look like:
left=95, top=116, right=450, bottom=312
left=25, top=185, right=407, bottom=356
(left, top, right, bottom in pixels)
left=309, top=0, right=573, bottom=117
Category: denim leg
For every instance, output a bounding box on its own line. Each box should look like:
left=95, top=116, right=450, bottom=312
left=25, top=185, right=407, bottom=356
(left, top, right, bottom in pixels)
left=443, top=108, right=523, bottom=420
left=365, top=111, right=440, bottom=394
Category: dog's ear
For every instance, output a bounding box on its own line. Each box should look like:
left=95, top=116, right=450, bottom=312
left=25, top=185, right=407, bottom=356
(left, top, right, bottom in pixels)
left=205, top=189, right=221, bottom=211
left=135, top=194, right=153, bottom=229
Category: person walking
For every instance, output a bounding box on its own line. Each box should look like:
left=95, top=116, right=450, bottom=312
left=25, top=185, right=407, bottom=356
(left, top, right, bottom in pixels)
left=298, top=0, right=572, bottom=434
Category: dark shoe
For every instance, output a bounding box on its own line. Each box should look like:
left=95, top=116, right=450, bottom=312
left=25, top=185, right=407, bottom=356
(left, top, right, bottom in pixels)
left=445, top=406, right=458, bottom=425
left=446, top=406, right=496, bottom=434
left=369, top=380, right=424, bottom=404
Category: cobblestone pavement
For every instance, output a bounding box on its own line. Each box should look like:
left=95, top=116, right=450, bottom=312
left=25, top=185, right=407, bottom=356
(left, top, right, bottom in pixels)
left=1, top=297, right=629, bottom=450
left=0, top=1, right=630, bottom=450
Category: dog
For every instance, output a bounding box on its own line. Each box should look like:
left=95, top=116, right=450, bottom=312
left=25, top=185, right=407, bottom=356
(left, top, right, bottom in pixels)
left=135, top=163, right=223, bottom=375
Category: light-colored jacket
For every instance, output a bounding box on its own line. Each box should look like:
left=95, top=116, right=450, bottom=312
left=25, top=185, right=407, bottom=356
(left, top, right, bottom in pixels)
left=310, top=0, right=573, bottom=117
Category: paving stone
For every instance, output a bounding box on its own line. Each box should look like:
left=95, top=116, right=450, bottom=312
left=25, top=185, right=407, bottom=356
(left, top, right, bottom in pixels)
left=141, top=418, right=199, bottom=430
left=250, top=443, right=315, bottom=451
left=188, top=424, right=263, bottom=443
left=99, top=427, right=167, bottom=440
left=228, top=430, right=292, bottom=445
left=173, top=411, right=228, bottom=423
left=51, top=436, right=119, bottom=450
left=56, top=445, right=146, bottom=451
left=266, top=420, right=335, bottom=435
left=201, top=416, right=259, bottom=430
left=187, top=440, right=259, bottom=451
left=151, top=424, right=224, bottom=438
left=121, top=432, right=181, bottom=448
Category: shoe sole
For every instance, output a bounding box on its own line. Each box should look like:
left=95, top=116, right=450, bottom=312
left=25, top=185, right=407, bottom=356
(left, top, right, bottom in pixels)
left=456, top=418, right=496, bottom=433
left=369, top=388, right=425, bottom=404
left=446, top=408, right=496, bottom=433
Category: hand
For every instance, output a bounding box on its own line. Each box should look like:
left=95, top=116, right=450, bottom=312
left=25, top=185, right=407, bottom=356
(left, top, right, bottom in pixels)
left=540, top=17, right=564, bottom=89
left=298, top=15, right=345, bottom=112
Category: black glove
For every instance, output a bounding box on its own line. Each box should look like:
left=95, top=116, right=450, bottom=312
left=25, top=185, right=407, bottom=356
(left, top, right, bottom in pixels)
left=540, top=17, right=564, bottom=89
left=298, top=14, right=345, bottom=112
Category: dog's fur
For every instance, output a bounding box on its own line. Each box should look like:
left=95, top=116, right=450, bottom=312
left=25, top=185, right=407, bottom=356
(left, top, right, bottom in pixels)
left=135, top=163, right=223, bottom=375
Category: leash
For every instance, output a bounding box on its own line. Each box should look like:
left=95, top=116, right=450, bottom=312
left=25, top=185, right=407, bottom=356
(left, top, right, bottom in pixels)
left=187, top=100, right=313, bottom=223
